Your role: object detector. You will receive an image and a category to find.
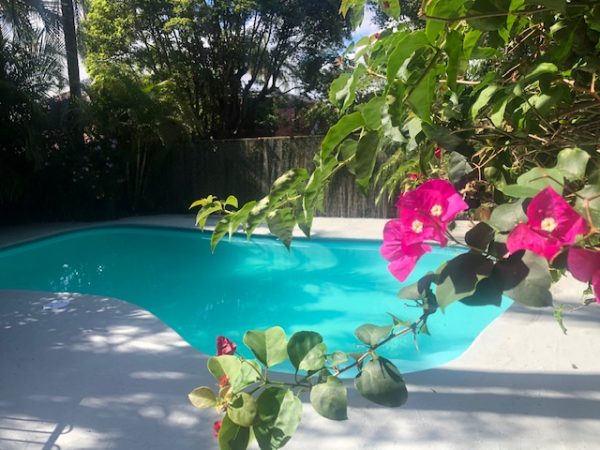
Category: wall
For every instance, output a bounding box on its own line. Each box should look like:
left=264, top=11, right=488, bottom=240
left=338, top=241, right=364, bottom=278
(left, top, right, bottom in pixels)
left=168, top=136, right=394, bottom=218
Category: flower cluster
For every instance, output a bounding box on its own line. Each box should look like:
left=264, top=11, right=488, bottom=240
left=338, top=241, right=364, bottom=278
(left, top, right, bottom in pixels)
left=381, top=179, right=468, bottom=282
left=217, top=335, right=237, bottom=356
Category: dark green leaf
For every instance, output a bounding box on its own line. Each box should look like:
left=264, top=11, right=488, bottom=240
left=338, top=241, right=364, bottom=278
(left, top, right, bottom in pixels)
left=354, top=357, right=408, bottom=407
left=459, top=276, right=503, bottom=307
left=287, top=331, right=324, bottom=371
left=253, top=388, right=302, bottom=450
left=310, top=376, right=348, bottom=421
left=445, top=30, right=463, bottom=90
left=494, top=251, right=553, bottom=307
left=467, top=0, right=511, bottom=31
left=435, top=253, right=495, bottom=309
left=465, top=222, right=496, bottom=251
left=243, top=327, right=288, bottom=368
left=219, top=415, right=251, bottom=450
left=423, top=124, right=475, bottom=158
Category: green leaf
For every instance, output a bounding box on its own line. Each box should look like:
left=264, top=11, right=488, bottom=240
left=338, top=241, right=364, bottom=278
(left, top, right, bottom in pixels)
left=243, top=327, right=288, bottom=368
left=320, top=112, right=364, bottom=162
left=525, top=0, right=566, bottom=14
left=355, top=324, right=393, bottom=346
left=208, top=355, right=242, bottom=383
left=444, top=30, right=463, bottom=90
left=435, top=253, right=495, bottom=309
left=500, top=167, right=564, bottom=198
left=519, top=62, right=558, bottom=87
left=425, top=0, right=464, bottom=44
left=237, top=360, right=262, bottom=391
left=224, top=195, right=238, bottom=209
left=360, top=95, right=386, bottom=130
left=253, top=388, right=302, bottom=450
left=488, top=200, right=527, bottom=232
left=575, top=184, right=600, bottom=228
left=555, top=148, right=590, bottom=181
left=287, top=331, right=324, bottom=371
left=298, top=343, right=327, bottom=372
left=355, top=131, right=380, bottom=183
left=465, top=223, right=496, bottom=251
left=354, top=357, right=408, bottom=407
left=329, top=351, right=349, bottom=367
left=386, top=31, right=429, bottom=83
left=408, top=69, right=436, bottom=121
left=219, top=414, right=251, bottom=450
left=269, top=169, right=309, bottom=204
left=329, top=73, right=352, bottom=106
left=246, top=197, right=270, bottom=237
left=188, top=386, right=216, bottom=409
left=267, top=208, right=295, bottom=249
left=471, top=85, right=500, bottom=120
left=467, top=0, right=511, bottom=31
left=229, top=393, right=258, bottom=427
left=494, top=251, right=553, bottom=307
left=310, top=376, right=348, bottom=421
left=195, top=201, right=223, bottom=230
left=423, top=124, right=475, bottom=158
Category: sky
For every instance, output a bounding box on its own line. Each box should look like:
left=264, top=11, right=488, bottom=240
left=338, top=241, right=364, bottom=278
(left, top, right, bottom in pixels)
left=351, top=7, right=380, bottom=41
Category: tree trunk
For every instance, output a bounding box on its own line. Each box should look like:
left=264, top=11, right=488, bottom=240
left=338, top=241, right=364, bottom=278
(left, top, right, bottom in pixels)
left=60, top=0, right=81, bottom=100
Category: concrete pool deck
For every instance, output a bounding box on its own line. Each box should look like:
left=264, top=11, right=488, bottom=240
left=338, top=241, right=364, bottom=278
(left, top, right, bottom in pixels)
left=0, top=216, right=599, bottom=449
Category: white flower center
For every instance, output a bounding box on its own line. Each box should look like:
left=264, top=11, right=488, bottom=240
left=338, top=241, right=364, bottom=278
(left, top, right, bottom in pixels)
left=411, top=220, right=424, bottom=234
left=430, top=204, right=443, bottom=217
left=541, top=217, right=557, bottom=233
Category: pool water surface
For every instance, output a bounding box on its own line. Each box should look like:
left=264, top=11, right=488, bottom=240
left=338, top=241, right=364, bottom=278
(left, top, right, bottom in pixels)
left=0, top=226, right=512, bottom=374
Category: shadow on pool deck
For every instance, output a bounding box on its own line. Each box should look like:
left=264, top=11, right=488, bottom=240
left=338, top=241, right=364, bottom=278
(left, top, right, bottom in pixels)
left=1, top=289, right=599, bottom=450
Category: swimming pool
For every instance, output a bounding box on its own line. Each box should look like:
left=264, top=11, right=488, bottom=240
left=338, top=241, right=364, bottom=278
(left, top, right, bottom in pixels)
left=0, top=225, right=511, bottom=374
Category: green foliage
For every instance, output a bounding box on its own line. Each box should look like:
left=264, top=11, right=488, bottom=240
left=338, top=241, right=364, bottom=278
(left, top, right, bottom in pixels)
left=310, top=377, right=348, bottom=421
left=354, top=357, right=408, bottom=407
left=82, top=0, right=351, bottom=139
left=243, top=327, right=288, bottom=368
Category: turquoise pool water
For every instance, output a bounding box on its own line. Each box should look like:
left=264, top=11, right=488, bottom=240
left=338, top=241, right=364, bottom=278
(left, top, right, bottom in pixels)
left=0, top=226, right=511, bottom=374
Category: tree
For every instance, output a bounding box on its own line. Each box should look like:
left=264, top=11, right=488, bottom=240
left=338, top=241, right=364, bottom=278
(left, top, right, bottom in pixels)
left=82, top=0, right=351, bottom=139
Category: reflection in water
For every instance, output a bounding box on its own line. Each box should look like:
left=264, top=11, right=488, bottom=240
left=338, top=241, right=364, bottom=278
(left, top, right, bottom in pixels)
left=0, top=226, right=511, bottom=374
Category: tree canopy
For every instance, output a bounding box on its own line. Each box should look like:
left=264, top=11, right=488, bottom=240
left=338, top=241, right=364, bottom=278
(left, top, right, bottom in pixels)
left=82, top=0, right=352, bottom=139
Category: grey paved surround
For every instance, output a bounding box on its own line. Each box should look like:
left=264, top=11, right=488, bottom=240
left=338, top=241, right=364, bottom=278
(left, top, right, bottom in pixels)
left=1, top=216, right=599, bottom=450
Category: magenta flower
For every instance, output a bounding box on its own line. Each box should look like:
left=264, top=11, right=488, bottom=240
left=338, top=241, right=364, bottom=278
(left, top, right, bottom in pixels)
left=396, top=179, right=469, bottom=224
left=216, top=336, right=237, bottom=356
left=213, top=420, right=222, bottom=438
left=382, top=179, right=468, bottom=282
left=567, top=248, right=600, bottom=304
left=506, top=187, right=589, bottom=261
left=434, top=147, right=443, bottom=159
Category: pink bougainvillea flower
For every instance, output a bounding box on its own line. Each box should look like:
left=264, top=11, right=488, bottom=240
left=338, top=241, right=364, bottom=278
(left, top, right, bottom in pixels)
left=372, top=31, right=381, bottom=40
left=381, top=220, right=432, bottom=282
left=406, top=172, right=419, bottom=180
left=434, top=147, right=443, bottom=159
left=506, top=187, right=589, bottom=261
left=567, top=247, right=600, bottom=303
left=396, top=179, right=469, bottom=224
left=216, top=336, right=237, bottom=356
left=213, top=420, right=222, bottom=438
left=382, top=180, right=467, bottom=282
